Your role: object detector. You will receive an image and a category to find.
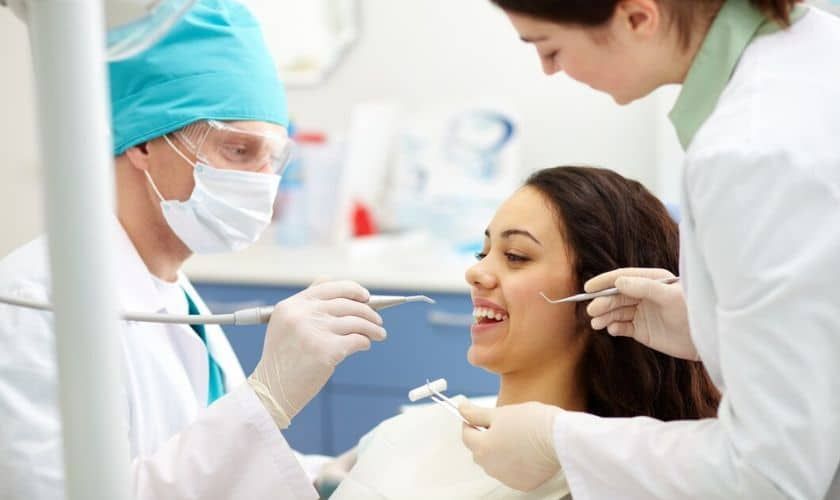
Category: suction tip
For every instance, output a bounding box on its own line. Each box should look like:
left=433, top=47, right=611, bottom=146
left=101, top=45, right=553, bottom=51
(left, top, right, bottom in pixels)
left=409, top=295, right=435, bottom=304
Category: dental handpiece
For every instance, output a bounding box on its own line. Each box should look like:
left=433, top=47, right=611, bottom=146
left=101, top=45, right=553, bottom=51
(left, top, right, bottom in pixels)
left=228, top=294, right=436, bottom=325
left=0, top=294, right=436, bottom=326
left=368, top=294, right=436, bottom=311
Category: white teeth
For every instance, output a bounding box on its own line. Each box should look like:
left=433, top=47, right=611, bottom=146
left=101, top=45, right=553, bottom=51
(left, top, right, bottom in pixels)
left=472, top=307, right=508, bottom=321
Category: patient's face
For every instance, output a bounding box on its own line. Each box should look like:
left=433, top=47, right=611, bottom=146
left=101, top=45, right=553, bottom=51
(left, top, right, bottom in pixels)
left=465, top=187, right=583, bottom=375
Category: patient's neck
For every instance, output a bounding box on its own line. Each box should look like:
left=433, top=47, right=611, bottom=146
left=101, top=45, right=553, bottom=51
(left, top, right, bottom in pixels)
left=496, top=360, right=586, bottom=411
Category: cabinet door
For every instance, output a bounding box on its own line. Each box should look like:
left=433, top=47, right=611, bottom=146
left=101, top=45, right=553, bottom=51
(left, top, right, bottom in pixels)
left=332, top=292, right=498, bottom=396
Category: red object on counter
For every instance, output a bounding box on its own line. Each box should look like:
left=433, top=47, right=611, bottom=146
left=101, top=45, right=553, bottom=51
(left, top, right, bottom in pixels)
left=352, top=201, right=377, bottom=237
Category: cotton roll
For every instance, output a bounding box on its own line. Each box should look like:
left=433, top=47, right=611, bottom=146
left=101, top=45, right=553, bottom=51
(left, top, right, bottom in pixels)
left=408, top=378, right=448, bottom=402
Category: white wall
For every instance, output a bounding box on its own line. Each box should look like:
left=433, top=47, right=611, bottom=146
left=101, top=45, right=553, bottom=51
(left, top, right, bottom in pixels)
left=0, top=13, right=43, bottom=257
left=287, top=0, right=680, bottom=191
left=0, top=0, right=683, bottom=256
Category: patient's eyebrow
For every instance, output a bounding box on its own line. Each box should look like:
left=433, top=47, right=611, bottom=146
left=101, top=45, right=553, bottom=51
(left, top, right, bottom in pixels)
left=484, top=228, right=542, bottom=246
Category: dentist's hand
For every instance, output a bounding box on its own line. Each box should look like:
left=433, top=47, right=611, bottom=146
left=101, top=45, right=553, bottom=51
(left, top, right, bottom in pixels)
left=460, top=401, right=562, bottom=492
left=585, top=268, right=697, bottom=360
left=248, top=280, right=386, bottom=428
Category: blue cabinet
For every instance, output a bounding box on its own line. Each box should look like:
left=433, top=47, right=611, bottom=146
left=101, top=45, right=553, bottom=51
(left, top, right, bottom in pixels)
left=193, top=282, right=497, bottom=456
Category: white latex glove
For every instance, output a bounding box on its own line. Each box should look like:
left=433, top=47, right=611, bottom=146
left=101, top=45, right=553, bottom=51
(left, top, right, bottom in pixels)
left=460, top=401, right=561, bottom=492
left=248, top=280, right=386, bottom=428
left=584, top=267, right=698, bottom=361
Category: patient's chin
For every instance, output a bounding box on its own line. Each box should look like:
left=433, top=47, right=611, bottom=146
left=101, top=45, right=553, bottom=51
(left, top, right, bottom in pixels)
left=466, top=345, right=504, bottom=374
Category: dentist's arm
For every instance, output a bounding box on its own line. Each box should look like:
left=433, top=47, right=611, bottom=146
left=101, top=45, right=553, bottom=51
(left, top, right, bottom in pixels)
left=0, top=279, right=385, bottom=500
left=133, top=280, right=386, bottom=500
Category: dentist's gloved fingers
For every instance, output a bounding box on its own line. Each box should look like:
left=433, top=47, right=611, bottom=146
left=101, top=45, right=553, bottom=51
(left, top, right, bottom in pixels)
left=304, top=280, right=370, bottom=302
left=614, top=276, right=675, bottom=304
left=584, top=267, right=675, bottom=293
left=321, top=298, right=383, bottom=325
left=250, top=280, right=381, bottom=430
left=584, top=270, right=694, bottom=360
left=459, top=402, right=562, bottom=492
left=587, top=295, right=640, bottom=317
left=590, top=306, right=636, bottom=330
left=331, top=333, right=372, bottom=359
left=329, top=316, right=387, bottom=341
left=607, top=322, right=634, bottom=338
left=459, top=402, right=493, bottom=427
left=462, top=424, right=486, bottom=455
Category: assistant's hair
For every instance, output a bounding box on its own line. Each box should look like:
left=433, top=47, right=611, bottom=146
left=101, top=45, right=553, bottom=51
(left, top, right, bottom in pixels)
left=491, top=0, right=801, bottom=47
left=525, top=166, right=720, bottom=420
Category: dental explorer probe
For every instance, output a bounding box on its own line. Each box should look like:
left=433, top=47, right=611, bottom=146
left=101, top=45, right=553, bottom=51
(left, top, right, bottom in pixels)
left=540, top=277, right=680, bottom=304
left=0, top=294, right=435, bottom=326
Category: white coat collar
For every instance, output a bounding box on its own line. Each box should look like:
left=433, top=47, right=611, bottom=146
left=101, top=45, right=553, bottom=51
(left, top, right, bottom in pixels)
left=114, top=218, right=246, bottom=387
left=112, top=218, right=169, bottom=315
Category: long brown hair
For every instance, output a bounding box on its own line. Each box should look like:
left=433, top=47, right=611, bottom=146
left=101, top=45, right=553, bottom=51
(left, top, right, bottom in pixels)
left=491, top=0, right=801, bottom=47
left=526, top=166, right=720, bottom=420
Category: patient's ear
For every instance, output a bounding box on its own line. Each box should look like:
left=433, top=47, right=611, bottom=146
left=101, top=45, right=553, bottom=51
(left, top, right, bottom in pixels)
left=124, top=142, right=151, bottom=172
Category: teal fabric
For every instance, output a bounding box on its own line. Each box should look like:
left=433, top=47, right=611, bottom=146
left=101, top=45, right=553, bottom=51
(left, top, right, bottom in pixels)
left=183, top=289, right=226, bottom=405
left=109, top=0, right=288, bottom=155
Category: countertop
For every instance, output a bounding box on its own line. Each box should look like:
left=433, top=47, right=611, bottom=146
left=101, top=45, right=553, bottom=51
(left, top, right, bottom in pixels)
left=183, top=234, right=473, bottom=293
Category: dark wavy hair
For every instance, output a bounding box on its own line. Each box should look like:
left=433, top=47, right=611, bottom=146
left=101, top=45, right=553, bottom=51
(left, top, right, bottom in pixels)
left=526, top=166, right=720, bottom=420
left=491, top=0, right=801, bottom=47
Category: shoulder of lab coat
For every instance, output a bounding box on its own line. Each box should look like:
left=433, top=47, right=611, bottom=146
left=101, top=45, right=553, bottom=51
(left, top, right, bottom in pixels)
left=553, top=9, right=840, bottom=500
left=0, top=236, right=64, bottom=499
left=0, top=232, right=316, bottom=500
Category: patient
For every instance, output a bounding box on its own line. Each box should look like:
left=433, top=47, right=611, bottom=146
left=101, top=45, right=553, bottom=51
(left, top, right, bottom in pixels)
left=326, top=166, right=720, bottom=499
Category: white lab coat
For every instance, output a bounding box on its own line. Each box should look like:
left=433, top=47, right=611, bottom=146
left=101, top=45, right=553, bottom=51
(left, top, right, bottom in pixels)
left=553, top=8, right=840, bottom=500
left=0, top=222, right=317, bottom=499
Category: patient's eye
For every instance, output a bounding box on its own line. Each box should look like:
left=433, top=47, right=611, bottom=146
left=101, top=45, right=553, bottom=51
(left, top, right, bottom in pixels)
left=505, top=252, right=529, bottom=263
left=474, top=252, right=488, bottom=261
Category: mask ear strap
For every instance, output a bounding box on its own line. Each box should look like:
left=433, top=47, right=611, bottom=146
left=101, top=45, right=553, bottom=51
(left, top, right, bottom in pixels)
left=144, top=134, right=194, bottom=203
left=163, top=134, right=196, bottom=168
left=143, top=170, right=166, bottom=203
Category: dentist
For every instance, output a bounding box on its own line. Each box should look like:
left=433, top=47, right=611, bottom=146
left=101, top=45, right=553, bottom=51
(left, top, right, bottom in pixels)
left=0, top=1, right=385, bottom=499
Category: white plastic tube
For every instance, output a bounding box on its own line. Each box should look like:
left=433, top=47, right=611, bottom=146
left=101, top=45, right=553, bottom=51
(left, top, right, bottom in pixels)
left=26, top=1, right=130, bottom=499
left=408, top=378, right=448, bottom=402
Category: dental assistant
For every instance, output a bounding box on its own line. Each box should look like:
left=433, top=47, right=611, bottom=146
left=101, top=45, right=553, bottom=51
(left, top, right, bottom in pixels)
left=0, top=1, right=385, bottom=499
left=459, top=0, right=840, bottom=498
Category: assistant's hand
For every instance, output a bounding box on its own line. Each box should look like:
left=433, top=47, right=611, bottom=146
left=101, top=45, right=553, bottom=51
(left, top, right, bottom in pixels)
left=248, top=280, right=386, bottom=428
left=585, top=268, right=697, bottom=360
left=460, top=402, right=561, bottom=492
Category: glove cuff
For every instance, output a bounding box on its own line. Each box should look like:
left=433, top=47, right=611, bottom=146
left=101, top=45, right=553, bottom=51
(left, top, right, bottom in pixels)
left=248, top=376, right=291, bottom=429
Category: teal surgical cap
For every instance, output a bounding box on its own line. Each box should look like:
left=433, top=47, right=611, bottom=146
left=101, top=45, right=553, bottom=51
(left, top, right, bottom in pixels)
left=109, top=0, right=288, bottom=155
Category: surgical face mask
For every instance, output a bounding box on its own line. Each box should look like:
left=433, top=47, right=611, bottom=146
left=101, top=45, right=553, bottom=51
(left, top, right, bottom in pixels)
left=144, top=135, right=281, bottom=254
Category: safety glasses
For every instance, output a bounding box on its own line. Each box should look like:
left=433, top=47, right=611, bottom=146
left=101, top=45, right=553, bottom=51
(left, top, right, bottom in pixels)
left=172, top=119, right=293, bottom=174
